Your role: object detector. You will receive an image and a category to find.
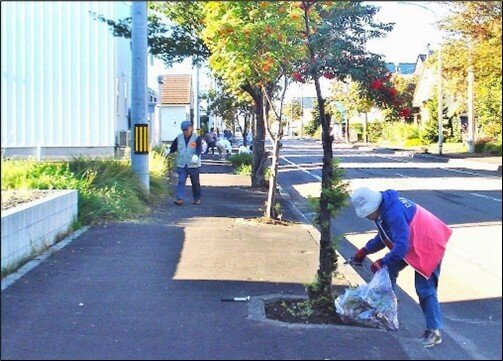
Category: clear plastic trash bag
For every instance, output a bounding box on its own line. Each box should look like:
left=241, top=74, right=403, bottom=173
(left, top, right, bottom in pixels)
left=334, top=267, right=399, bottom=330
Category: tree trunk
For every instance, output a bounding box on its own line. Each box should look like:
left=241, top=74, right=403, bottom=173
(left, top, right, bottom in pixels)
left=265, top=137, right=280, bottom=219
left=251, top=90, right=266, bottom=188
left=313, top=75, right=336, bottom=300
left=242, top=115, right=249, bottom=146
left=242, top=84, right=267, bottom=188
left=345, top=115, right=350, bottom=143
left=364, top=112, right=368, bottom=143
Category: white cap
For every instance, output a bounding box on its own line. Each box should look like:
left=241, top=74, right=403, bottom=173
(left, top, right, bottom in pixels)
left=350, top=187, right=383, bottom=218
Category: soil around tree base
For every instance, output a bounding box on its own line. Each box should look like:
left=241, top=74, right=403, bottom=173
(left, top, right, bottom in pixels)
left=264, top=285, right=351, bottom=326
left=265, top=298, right=343, bottom=325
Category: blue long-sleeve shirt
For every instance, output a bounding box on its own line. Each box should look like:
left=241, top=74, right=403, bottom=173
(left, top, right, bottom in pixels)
left=364, top=190, right=417, bottom=267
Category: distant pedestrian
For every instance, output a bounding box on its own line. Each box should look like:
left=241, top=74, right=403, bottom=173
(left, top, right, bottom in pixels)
left=246, top=132, right=253, bottom=148
left=215, top=137, right=232, bottom=157
left=203, top=130, right=217, bottom=155
left=208, top=127, right=217, bottom=141
left=238, top=145, right=251, bottom=154
left=224, top=129, right=234, bottom=145
left=349, top=188, right=452, bottom=348
left=168, top=121, right=202, bottom=205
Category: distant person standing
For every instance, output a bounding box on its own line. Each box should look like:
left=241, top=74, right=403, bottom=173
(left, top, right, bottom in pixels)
left=169, top=121, right=202, bottom=205
left=224, top=129, right=234, bottom=144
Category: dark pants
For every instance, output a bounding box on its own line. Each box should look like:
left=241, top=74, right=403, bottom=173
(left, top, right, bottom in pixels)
left=205, top=141, right=216, bottom=154
left=176, top=166, right=201, bottom=201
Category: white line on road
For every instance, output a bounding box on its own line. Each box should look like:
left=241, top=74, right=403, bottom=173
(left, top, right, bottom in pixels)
left=470, top=192, right=502, bottom=202
left=375, top=154, right=501, bottom=178
left=281, top=156, right=322, bottom=181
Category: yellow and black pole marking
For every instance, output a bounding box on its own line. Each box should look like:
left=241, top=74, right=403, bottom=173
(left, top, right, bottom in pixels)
left=134, top=124, right=149, bottom=154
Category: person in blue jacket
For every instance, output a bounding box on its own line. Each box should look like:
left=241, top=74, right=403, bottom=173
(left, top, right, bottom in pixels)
left=169, top=121, right=202, bottom=205
left=350, top=187, right=451, bottom=348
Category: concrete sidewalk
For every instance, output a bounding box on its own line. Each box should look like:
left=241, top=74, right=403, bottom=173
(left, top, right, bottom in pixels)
left=0, top=159, right=441, bottom=359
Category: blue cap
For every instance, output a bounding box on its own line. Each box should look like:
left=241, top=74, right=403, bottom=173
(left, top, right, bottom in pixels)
left=181, top=121, right=192, bottom=131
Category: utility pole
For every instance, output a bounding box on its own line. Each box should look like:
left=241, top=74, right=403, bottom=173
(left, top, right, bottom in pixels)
left=467, top=63, right=475, bottom=153
left=194, top=61, right=200, bottom=131
left=437, top=49, right=443, bottom=155
left=300, top=85, right=304, bottom=137
left=131, top=1, right=149, bottom=191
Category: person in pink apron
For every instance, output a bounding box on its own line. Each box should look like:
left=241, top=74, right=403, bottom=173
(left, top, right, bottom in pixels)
left=350, top=187, right=452, bottom=348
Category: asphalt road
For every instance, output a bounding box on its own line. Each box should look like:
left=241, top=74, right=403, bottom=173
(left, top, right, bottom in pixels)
left=276, top=138, right=502, bottom=360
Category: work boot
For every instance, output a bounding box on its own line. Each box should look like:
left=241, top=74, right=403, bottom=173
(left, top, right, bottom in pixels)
left=420, top=329, right=442, bottom=347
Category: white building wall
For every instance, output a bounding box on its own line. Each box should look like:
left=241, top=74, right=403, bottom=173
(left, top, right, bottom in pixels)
left=147, top=55, right=171, bottom=145
left=1, top=1, right=131, bottom=157
left=160, top=105, right=190, bottom=142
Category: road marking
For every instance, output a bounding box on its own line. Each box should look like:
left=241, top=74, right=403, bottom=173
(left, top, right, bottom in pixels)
left=470, top=192, right=502, bottom=202
left=281, top=156, right=322, bottom=181
left=443, top=167, right=499, bottom=177
left=445, top=315, right=501, bottom=326
left=374, top=154, right=501, bottom=178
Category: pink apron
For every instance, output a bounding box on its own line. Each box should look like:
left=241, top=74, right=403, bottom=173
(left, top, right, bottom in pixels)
left=382, top=205, right=452, bottom=279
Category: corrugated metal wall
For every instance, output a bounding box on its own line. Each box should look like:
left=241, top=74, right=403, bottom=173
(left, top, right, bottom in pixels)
left=1, top=1, right=128, bottom=150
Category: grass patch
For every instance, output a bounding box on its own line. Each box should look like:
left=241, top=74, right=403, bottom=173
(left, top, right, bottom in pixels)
left=228, top=154, right=253, bottom=176
left=1, top=148, right=173, bottom=225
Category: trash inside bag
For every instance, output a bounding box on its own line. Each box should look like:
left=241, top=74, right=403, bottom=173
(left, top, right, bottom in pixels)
left=334, top=267, right=399, bottom=330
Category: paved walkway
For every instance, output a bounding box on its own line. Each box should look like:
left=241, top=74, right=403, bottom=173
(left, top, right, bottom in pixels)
left=0, top=154, right=491, bottom=360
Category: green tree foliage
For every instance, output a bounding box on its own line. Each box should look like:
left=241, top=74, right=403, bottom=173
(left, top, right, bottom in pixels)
left=92, top=2, right=208, bottom=67
left=420, top=93, right=460, bottom=144
left=305, top=101, right=321, bottom=136
left=282, top=100, right=302, bottom=122
left=439, top=2, right=502, bottom=140
left=204, top=78, right=253, bottom=132
left=201, top=2, right=305, bottom=189
left=329, top=81, right=372, bottom=119
left=390, top=74, right=418, bottom=122
left=367, top=121, right=385, bottom=143
left=292, top=0, right=393, bottom=308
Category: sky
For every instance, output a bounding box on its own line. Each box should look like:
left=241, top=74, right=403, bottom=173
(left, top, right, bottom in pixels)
left=365, top=1, right=449, bottom=64
left=167, top=1, right=450, bottom=89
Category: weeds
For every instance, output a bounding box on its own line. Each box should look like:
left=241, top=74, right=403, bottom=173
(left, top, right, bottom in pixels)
left=1, top=148, right=173, bottom=225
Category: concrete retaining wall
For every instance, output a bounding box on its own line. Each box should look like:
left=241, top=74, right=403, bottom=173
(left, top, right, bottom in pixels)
left=1, top=190, right=78, bottom=272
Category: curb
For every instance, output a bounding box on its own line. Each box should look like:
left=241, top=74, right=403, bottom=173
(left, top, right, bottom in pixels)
left=275, top=183, right=434, bottom=360
left=247, top=293, right=386, bottom=331
left=276, top=184, right=366, bottom=287
left=1, top=226, right=90, bottom=292
left=367, top=146, right=502, bottom=172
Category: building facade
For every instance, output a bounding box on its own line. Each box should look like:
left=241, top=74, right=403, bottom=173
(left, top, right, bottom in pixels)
left=1, top=1, right=168, bottom=159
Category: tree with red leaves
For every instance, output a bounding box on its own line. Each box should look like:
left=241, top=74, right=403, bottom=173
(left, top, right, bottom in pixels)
left=295, top=0, right=394, bottom=308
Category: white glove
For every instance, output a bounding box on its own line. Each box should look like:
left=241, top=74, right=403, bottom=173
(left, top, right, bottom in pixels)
left=191, top=154, right=199, bottom=163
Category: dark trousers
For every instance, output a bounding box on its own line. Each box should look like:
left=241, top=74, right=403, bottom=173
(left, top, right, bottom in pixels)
left=176, top=166, right=201, bottom=201
left=205, top=141, right=216, bottom=154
